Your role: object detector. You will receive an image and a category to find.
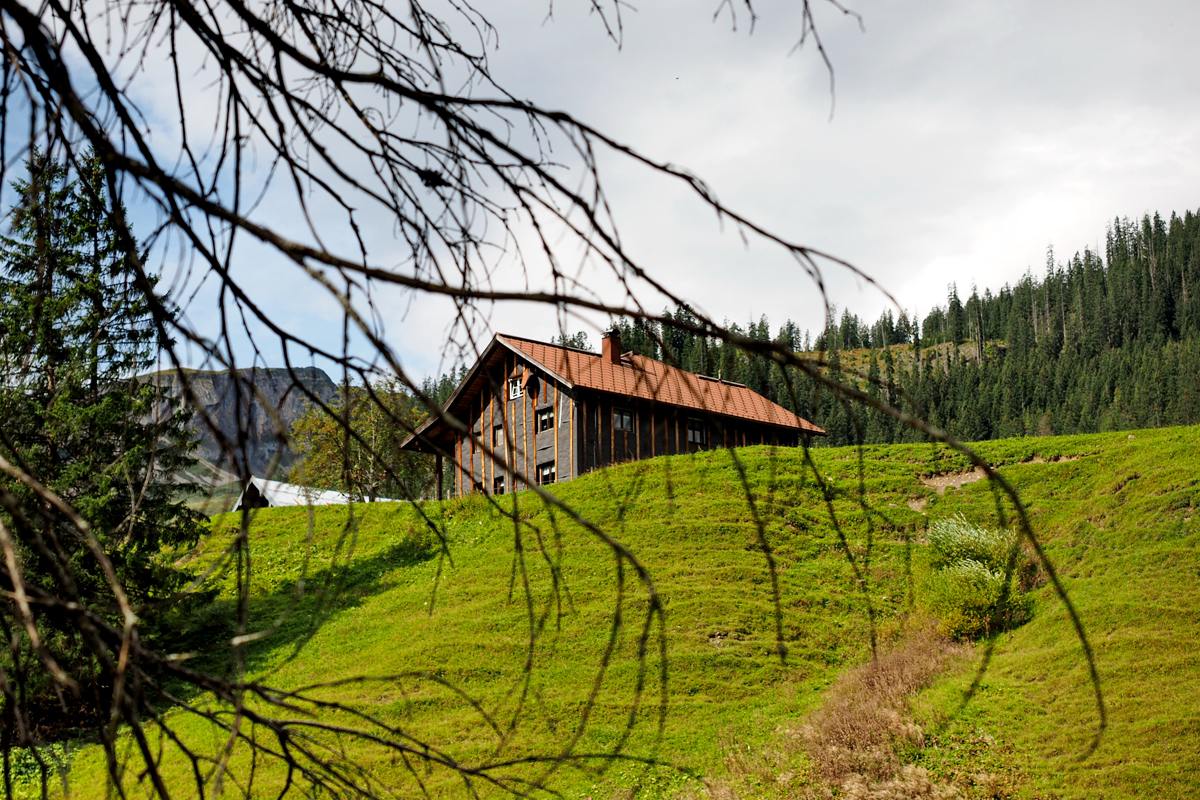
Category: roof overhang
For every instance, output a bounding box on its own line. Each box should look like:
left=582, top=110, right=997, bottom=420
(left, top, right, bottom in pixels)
left=580, top=386, right=825, bottom=436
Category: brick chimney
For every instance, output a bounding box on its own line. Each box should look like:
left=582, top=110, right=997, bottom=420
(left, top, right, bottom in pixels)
left=601, top=328, right=622, bottom=365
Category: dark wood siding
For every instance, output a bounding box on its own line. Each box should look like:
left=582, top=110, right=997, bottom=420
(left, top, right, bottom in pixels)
left=453, top=353, right=583, bottom=495
left=594, top=395, right=607, bottom=467
left=637, top=403, right=649, bottom=460
left=456, top=374, right=802, bottom=495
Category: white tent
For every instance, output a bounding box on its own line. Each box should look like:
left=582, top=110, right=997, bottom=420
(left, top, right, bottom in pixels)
left=234, top=477, right=352, bottom=509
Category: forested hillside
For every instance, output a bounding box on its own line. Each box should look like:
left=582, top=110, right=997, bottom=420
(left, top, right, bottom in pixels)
left=616, top=208, right=1200, bottom=446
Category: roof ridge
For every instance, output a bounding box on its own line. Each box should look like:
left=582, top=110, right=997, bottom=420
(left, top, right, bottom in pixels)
left=497, top=332, right=598, bottom=357
left=499, top=336, right=822, bottom=434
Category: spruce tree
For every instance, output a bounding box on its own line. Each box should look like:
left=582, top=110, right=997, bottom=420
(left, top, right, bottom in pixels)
left=0, top=153, right=202, bottom=609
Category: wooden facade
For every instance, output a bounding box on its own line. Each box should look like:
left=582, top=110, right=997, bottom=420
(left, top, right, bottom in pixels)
left=401, top=331, right=823, bottom=497
left=456, top=349, right=578, bottom=495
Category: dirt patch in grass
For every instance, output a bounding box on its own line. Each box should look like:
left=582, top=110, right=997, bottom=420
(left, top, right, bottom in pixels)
left=699, top=625, right=976, bottom=799
left=919, top=455, right=1083, bottom=499
left=1025, top=454, right=1081, bottom=464
left=921, top=469, right=986, bottom=495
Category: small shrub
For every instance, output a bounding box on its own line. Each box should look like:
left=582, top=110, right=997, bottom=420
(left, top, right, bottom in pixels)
left=6, top=742, right=73, bottom=798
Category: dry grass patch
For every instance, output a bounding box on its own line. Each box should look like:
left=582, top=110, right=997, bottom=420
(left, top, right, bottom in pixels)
left=700, top=625, right=984, bottom=800
left=795, top=624, right=970, bottom=797
left=837, top=766, right=960, bottom=800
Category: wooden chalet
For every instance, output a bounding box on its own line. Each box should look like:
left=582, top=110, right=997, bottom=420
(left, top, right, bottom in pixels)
left=401, top=330, right=824, bottom=498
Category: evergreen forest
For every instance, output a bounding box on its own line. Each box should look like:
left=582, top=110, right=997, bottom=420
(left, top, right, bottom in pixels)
left=613, top=207, right=1200, bottom=446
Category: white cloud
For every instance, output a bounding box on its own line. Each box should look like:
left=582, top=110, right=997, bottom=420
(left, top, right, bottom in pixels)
left=456, top=0, right=1200, bottom=334
left=121, top=0, right=1200, bottom=376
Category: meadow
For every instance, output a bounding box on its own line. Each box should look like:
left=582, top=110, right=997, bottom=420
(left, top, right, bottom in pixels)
left=47, top=427, right=1200, bottom=799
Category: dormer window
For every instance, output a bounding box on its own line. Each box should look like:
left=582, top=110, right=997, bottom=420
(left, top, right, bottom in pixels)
left=508, top=377, right=523, bottom=400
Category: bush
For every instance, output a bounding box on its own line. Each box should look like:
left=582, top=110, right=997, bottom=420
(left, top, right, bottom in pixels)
left=928, top=513, right=1042, bottom=591
left=925, top=558, right=1033, bottom=640
left=926, top=514, right=1014, bottom=571
left=6, top=742, right=73, bottom=798
left=924, top=516, right=1035, bottom=639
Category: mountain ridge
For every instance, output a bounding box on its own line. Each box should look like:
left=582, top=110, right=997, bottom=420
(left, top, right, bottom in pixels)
left=146, top=366, right=337, bottom=478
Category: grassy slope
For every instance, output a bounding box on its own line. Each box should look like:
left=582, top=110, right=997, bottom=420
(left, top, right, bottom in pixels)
left=66, top=428, right=1200, bottom=799
left=797, top=340, right=986, bottom=376
left=914, top=428, right=1200, bottom=798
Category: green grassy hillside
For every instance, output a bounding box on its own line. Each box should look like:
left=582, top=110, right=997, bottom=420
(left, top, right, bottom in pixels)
left=56, top=427, right=1200, bottom=799
left=914, top=428, right=1200, bottom=798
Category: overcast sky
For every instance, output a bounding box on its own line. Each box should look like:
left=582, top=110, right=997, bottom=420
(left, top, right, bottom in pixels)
left=155, top=0, right=1200, bottom=378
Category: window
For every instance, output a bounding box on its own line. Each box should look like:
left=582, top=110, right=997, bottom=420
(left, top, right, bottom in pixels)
left=508, top=377, right=523, bottom=400
left=537, top=462, right=556, bottom=485
left=492, top=425, right=504, bottom=448
left=614, top=407, right=633, bottom=432
left=536, top=407, right=554, bottom=433
left=493, top=475, right=506, bottom=495
left=687, top=419, right=706, bottom=445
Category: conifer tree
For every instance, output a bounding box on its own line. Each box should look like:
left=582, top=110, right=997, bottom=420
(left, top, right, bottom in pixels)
left=0, top=153, right=202, bottom=607
left=605, top=205, right=1200, bottom=447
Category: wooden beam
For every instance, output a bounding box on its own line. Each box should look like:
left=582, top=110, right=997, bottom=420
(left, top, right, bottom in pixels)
left=484, top=381, right=489, bottom=489
left=504, top=354, right=512, bottom=492
left=609, top=398, right=614, bottom=466
left=635, top=402, right=640, bottom=460
left=523, top=373, right=529, bottom=489
left=554, top=383, right=559, bottom=483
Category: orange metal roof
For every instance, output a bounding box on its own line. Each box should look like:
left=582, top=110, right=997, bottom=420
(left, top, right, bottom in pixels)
left=497, top=335, right=824, bottom=434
